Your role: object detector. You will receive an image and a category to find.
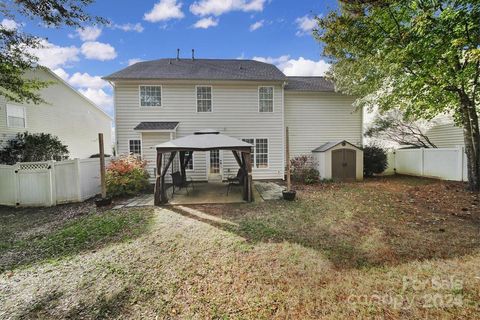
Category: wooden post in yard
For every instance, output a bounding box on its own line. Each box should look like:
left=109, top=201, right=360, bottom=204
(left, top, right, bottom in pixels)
left=286, top=127, right=291, bottom=191
left=98, top=133, right=107, bottom=199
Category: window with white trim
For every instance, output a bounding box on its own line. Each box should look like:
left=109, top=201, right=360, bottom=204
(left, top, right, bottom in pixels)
left=185, top=151, right=194, bottom=170
left=259, top=86, right=273, bottom=112
left=140, top=85, right=162, bottom=107
left=196, top=86, right=212, bottom=112
left=255, top=138, right=268, bottom=168
left=242, top=138, right=268, bottom=168
left=6, top=105, right=26, bottom=128
left=129, top=139, right=142, bottom=155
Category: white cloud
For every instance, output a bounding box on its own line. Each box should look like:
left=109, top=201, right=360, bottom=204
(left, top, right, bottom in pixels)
left=51, top=68, right=112, bottom=112
left=253, top=55, right=290, bottom=67
left=193, top=17, right=219, bottom=29
left=69, top=72, right=108, bottom=90
left=79, top=88, right=114, bottom=112
left=128, top=58, right=144, bottom=66
left=190, top=0, right=266, bottom=16
left=112, top=23, right=144, bottom=33
left=52, top=68, right=108, bottom=89
left=249, top=20, right=264, bottom=31
left=282, top=57, right=330, bottom=76
left=81, top=41, right=117, bottom=61
left=144, top=0, right=185, bottom=22
left=53, top=68, right=70, bottom=81
left=295, top=15, right=317, bottom=36
left=253, top=55, right=330, bottom=76
left=29, top=39, right=80, bottom=69
left=76, top=26, right=102, bottom=41
left=1, top=18, right=19, bottom=30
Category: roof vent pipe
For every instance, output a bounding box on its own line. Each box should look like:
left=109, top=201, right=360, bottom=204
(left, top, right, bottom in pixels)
left=177, top=48, right=180, bottom=60
left=192, top=49, right=195, bottom=61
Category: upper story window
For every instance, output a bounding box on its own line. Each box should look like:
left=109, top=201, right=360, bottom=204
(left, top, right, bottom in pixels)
left=6, top=104, right=26, bottom=128
left=129, top=139, right=142, bottom=156
left=259, top=86, right=273, bottom=112
left=196, top=86, right=212, bottom=112
left=140, top=85, right=162, bottom=107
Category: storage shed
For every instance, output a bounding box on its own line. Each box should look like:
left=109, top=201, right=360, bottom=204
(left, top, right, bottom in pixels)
left=312, top=141, right=363, bottom=181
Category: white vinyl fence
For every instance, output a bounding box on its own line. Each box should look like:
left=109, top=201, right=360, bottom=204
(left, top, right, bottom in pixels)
left=386, top=147, right=467, bottom=181
left=0, top=158, right=109, bottom=207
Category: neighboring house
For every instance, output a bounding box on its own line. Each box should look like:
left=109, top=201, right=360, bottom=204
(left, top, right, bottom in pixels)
left=104, top=58, right=362, bottom=181
left=0, top=68, right=112, bottom=159
left=426, top=115, right=464, bottom=148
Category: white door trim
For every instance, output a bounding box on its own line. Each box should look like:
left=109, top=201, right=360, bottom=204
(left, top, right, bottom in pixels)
left=207, top=149, right=223, bottom=181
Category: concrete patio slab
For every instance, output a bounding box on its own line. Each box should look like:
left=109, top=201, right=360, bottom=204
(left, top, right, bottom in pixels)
left=112, top=182, right=247, bottom=208
left=167, top=182, right=244, bottom=205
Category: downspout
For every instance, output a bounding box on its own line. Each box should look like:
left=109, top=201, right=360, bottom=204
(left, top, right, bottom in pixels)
left=108, top=80, right=117, bottom=156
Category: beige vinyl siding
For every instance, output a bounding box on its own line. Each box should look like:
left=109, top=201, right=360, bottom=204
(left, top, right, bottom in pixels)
left=285, top=92, right=362, bottom=157
left=115, top=81, right=284, bottom=180
left=0, top=69, right=112, bottom=159
left=140, top=132, right=170, bottom=181
left=426, top=123, right=464, bottom=148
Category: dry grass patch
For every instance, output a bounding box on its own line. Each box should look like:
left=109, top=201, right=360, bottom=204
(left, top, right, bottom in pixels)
left=192, top=176, right=480, bottom=269
left=1, top=176, right=480, bottom=319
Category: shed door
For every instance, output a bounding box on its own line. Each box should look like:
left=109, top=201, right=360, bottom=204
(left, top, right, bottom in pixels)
left=332, top=149, right=356, bottom=181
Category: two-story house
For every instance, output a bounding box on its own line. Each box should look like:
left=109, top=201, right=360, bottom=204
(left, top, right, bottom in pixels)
left=1, top=68, right=112, bottom=159
left=105, top=58, right=362, bottom=182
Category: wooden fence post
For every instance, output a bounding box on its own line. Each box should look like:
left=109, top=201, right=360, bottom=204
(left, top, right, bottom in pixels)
left=74, top=158, right=82, bottom=202
left=286, top=127, right=291, bottom=191
left=98, top=133, right=107, bottom=199
left=48, top=160, right=56, bottom=206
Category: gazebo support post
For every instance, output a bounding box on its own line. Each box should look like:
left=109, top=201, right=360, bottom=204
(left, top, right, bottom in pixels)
left=180, top=151, right=193, bottom=185
left=240, top=151, right=253, bottom=202
left=161, top=152, right=177, bottom=203
left=179, top=151, right=186, bottom=184
left=154, top=152, right=163, bottom=206
left=155, top=151, right=177, bottom=205
left=232, top=150, right=243, bottom=167
left=241, top=153, right=247, bottom=201
left=244, top=151, right=253, bottom=202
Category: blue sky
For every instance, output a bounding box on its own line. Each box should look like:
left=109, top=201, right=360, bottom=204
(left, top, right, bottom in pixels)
left=2, top=0, right=340, bottom=116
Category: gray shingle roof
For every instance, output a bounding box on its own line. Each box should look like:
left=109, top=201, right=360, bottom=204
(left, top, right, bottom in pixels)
left=104, top=59, right=286, bottom=81
left=285, top=76, right=335, bottom=92
left=312, top=140, right=362, bottom=152
left=134, top=122, right=179, bottom=131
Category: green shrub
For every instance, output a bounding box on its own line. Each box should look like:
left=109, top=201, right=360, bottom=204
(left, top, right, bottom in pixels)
left=290, top=154, right=320, bottom=184
left=106, top=155, right=150, bottom=197
left=0, top=131, right=69, bottom=164
left=363, top=145, right=388, bottom=177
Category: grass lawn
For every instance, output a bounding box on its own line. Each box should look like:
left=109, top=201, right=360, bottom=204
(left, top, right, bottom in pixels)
left=1, top=176, right=480, bottom=319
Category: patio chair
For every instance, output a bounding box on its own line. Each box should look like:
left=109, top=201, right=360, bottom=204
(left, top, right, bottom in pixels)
left=170, top=171, right=194, bottom=196
left=226, top=168, right=245, bottom=196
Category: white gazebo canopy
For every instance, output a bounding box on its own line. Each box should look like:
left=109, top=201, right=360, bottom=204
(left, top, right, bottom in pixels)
left=154, top=129, right=253, bottom=151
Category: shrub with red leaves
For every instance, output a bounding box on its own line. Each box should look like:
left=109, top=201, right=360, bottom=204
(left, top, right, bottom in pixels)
left=106, top=155, right=150, bottom=197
